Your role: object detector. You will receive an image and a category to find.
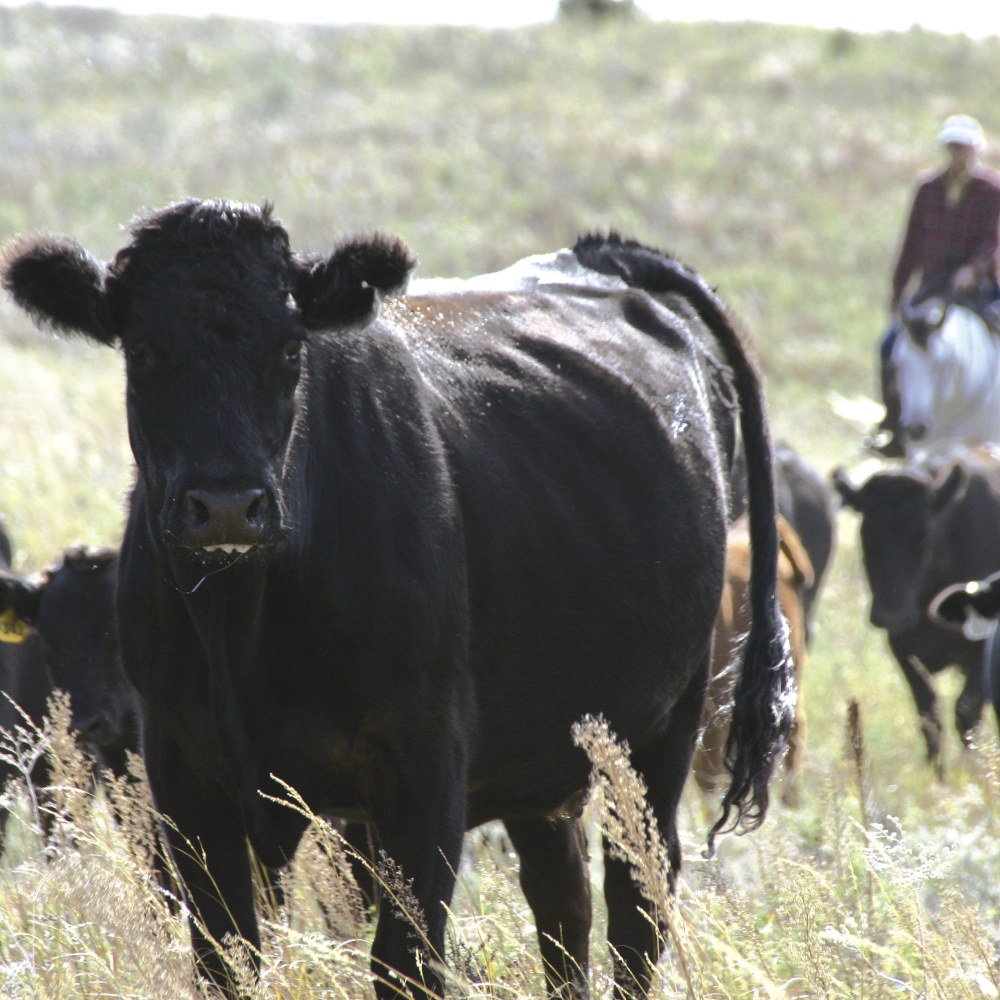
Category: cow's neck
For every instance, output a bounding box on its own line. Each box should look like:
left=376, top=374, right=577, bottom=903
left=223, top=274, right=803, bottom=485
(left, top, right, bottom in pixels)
left=173, top=560, right=281, bottom=846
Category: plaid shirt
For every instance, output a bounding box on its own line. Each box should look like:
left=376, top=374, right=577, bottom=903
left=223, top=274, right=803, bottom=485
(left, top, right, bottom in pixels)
left=891, top=164, right=1000, bottom=307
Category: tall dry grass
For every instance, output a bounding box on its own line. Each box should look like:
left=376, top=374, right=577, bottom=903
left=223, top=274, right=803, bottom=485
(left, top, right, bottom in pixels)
left=0, top=696, right=997, bottom=997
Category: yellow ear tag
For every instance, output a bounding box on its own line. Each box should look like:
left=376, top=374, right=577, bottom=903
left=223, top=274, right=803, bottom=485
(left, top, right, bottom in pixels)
left=0, top=608, right=30, bottom=644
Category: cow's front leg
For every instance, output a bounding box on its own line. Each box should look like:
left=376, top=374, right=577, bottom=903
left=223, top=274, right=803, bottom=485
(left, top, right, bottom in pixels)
left=955, top=653, right=985, bottom=747
left=145, top=736, right=258, bottom=997
left=892, top=645, right=944, bottom=773
left=504, top=814, right=592, bottom=998
left=366, top=751, right=467, bottom=1000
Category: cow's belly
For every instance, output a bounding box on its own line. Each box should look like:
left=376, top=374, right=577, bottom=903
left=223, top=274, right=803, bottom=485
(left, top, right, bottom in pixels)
left=245, top=708, right=364, bottom=814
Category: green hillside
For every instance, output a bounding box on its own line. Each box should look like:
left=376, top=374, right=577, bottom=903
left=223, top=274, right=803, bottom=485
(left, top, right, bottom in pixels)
left=3, top=5, right=999, bottom=558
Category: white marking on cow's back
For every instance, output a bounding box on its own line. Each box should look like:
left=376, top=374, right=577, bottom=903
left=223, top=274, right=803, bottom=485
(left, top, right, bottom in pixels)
left=408, top=249, right=630, bottom=295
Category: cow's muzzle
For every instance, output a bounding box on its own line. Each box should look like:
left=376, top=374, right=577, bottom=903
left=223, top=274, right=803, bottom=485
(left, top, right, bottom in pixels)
left=166, top=484, right=281, bottom=551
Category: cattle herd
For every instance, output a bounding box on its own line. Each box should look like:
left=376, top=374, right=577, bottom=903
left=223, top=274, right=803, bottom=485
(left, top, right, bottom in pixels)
left=0, top=198, right=995, bottom=999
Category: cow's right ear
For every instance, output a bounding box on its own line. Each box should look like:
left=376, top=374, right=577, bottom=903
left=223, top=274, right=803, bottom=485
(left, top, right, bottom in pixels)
left=830, top=467, right=863, bottom=511
left=0, top=570, right=42, bottom=644
left=1, top=235, right=115, bottom=345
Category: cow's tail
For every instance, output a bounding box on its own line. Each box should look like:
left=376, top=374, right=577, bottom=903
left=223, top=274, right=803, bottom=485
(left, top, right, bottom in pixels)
left=573, top=234, right=796, bottom=853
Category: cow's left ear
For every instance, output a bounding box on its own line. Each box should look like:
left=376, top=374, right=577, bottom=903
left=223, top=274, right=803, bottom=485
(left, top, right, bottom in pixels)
left=1, top=235, right=116, bottom=345
left=291, top=232, right=417, bottom=331
left=931, top=463, right=966, bottom=511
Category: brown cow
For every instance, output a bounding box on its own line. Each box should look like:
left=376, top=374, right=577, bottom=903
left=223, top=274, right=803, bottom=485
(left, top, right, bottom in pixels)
left=694, top=514, right=813, bottom=805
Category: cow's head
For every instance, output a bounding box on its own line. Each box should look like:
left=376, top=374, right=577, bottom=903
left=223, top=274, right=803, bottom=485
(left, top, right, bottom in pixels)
left=0, top=548, right=131, bottom=752
left=832, top=463, right=965, bottom=633
left=1, top=200, right=416, bottom=559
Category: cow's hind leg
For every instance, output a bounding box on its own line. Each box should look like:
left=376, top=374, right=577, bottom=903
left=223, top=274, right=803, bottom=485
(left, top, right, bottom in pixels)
left=603, top=670, right=704, bottom=999
left=504, top=814, right=592, bottom=998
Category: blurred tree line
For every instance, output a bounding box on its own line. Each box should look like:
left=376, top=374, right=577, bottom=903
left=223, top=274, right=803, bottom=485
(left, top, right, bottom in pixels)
left=558, top=0, right=639, bottom=20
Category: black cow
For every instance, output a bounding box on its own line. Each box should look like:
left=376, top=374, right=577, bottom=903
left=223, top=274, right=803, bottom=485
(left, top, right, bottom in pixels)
left=1, top=202, right=794, bottom=1000
left=0, top=546, right=139, bottom=779
left=0, top=519, right=11, bottom=568
left=832, top=451, right=1000, bottom=769
left=772, top=443, right=836, bottom=638
left=0, top=524, right=54, bottom=846
left=929, top=567, right=1000, bottom=737
left=930, top=568, right=1000, bottom=627
left=731, top=441, right=836, bottom=643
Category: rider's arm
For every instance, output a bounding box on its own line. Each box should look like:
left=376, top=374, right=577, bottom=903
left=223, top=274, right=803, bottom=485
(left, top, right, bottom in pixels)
left=963, top=179, right=1000, bottom=288
left=891, top=184, right=930, bottom=311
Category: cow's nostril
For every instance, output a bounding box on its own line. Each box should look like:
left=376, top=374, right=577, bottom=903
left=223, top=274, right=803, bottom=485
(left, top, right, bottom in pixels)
left=245, top=491, right=267, bottom=527
left=187, top=494, right=211, bottom=528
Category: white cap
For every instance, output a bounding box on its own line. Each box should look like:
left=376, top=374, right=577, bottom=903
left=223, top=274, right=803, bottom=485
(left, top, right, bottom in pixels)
left=937, top=114, right=985, bottom=150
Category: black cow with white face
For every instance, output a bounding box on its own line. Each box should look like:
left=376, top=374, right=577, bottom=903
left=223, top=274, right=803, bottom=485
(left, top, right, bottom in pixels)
left=1, top=201, right=794, bottom=1000
left=833, top=452, right=1000, bottom=769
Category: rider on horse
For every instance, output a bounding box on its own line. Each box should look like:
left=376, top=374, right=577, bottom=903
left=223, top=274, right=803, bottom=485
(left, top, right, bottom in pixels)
left=871, top=114, right=1000, bottom=457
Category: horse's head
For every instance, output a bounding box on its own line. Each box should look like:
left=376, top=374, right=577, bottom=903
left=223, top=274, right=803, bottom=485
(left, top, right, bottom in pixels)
left=899, top=294, right=949, bottom=349
left=892, top=298, right=998, bottom=450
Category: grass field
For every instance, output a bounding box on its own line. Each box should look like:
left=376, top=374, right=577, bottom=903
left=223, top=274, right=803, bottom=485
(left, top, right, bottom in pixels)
left=1, top=6, right=1000, bottom=997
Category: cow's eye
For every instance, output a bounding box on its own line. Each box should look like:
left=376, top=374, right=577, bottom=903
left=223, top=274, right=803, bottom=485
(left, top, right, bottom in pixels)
left=282, top=339, right=303, bottom=366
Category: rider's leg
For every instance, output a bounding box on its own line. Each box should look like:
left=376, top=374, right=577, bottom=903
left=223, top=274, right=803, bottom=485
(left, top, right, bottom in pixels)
left=868, top=322, right=906, bottom=457
left=984, top=281, right=1000, bottom=331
